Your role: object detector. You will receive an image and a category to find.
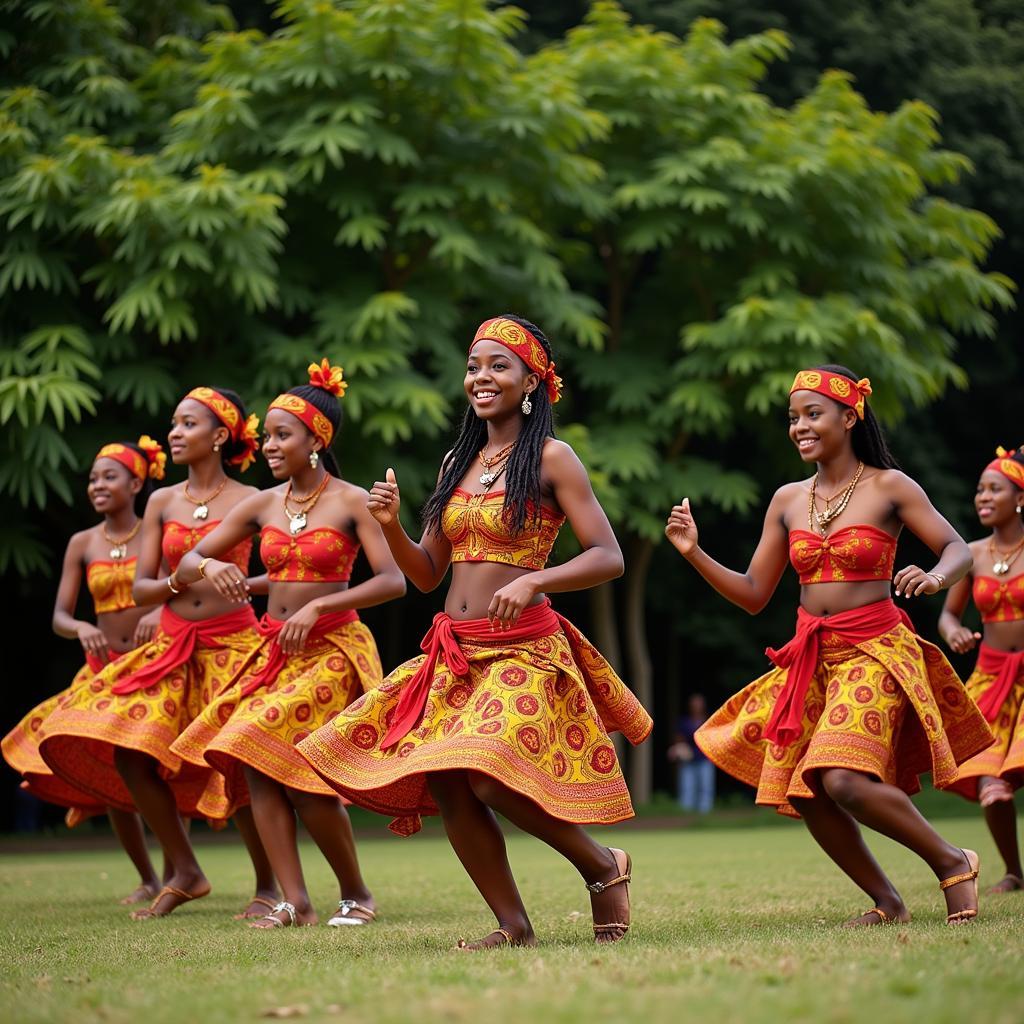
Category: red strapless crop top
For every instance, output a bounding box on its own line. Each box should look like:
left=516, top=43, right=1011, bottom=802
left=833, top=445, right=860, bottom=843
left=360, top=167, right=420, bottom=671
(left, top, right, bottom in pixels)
left=162, top=520, right=252, bottom=574
left=788, top=524, right=897, bottom=585
left=973, top=573, right=1024, bottom=623
left=259, top=525, right=359, bottom=583
left=442, top=489, right=564, bottom=571
left=87, top=558, right=136, bottom=615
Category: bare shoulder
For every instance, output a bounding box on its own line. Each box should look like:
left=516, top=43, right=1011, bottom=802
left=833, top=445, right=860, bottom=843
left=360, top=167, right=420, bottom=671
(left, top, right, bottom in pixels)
left=226, top=479, right=261, bottom=500
left=871, top=468, right=918, bottom=496
left=147, top=484, right=177, bottom=512
left=966, top=536, right=988, bottom=557
left=772, top=480, right=807, bottom=502
left=334, top=478, right=370, bottom=509
left=66, top=527, right=97, bottom=556
left=540, top=437, right=582, bottom=473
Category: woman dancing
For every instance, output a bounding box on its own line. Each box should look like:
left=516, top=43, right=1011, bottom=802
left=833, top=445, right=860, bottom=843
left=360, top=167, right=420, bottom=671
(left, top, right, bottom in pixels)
left=666, top=366, right=993, bottom=926
left=171, top=360, right=405, bottom=929
left=939, top=446, right=1024, bottom=892
left=41, top=387, right=276, bottom=919
left=298, top=316, right=652, bottom=948
left=3, top=437, right=165, bottom=903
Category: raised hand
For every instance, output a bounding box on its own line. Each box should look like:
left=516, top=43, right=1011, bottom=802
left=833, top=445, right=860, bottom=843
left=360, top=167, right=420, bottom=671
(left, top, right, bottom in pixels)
left=367, top=467, right=401, bottom=526
left=666, top=498, right=698, bottom=557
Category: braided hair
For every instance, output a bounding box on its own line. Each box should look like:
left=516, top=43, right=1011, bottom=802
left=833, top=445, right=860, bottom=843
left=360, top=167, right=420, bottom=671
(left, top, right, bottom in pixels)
left=286, top=383, right=343, bottom=477
left=422, top=314, right=557, bottom=535
left=815, top=364, right=901, bottom=470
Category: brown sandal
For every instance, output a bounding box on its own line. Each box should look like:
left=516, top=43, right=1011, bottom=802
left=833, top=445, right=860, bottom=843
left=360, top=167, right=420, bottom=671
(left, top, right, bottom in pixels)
left=940, top=849, right=980, bottom=925
left=587, top=848, right=632, bottom=942
left=130, top=883, right=211, bottom=920
left=233, top=895, right=279, bottom=920
left=456, top=928, right=516, bottom=950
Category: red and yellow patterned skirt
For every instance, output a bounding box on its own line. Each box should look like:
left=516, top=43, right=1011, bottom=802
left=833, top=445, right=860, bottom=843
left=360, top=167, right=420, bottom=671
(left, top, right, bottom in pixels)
left=171, top=612, right=382, bottom=817
left=297, top=601, right=653, bottom=836
left=2, top=653, right=117, bottom=814
left=38, top=606, right=260, bottom=819
left=947, top=643, right=1024, bottom=799
left=696, top=622, right=993, bottom=817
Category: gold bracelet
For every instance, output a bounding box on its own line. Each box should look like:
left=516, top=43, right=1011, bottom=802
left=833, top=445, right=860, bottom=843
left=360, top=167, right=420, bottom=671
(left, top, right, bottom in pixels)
left=928, top=571, right=947, bottom=589
left=167, top=573, right=181, bottom=595
left=197, top=557, right=212, bottom=580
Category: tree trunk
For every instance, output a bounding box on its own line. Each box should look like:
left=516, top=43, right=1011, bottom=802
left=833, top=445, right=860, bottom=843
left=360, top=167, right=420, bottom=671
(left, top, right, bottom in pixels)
left=623, top=534, right=654, bottom=804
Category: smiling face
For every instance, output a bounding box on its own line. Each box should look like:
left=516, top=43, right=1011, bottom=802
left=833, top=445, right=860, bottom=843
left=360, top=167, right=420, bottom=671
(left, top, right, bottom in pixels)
left=976, top=469, right=1024, bottom=529
left=788, top=389, right=857, bottom=463
left=88, top=457, right=141, bottom=514
left=167, top=397, right=229, bottom=465
left=464, top=339, right=540, bottom=421
left=262, top=407, right=317, bottom=480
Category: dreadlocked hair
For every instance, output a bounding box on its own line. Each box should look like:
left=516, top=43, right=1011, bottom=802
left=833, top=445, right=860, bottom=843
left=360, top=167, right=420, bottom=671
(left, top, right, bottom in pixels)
left=115, top=441, right=156, bottom=517
left=287, top=383, right=342, bottom=477
left=203, top=386, right=251, bottom=471
left=815, top=364, right=901, bottom=470
left=421, top=313, right=557, bottom=536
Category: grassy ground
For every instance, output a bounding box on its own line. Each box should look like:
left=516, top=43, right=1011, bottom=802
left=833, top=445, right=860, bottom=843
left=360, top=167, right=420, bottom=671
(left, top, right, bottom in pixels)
left=1, top=815, right=1022, bottom=1024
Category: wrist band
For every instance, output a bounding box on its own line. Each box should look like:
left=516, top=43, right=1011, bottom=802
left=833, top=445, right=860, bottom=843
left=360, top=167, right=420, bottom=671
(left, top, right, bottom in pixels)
left=928, top=571, right=946, bottom=588
left=167, top=574, right=181, bottom=595
left=197, top=557, right=211, bottom=580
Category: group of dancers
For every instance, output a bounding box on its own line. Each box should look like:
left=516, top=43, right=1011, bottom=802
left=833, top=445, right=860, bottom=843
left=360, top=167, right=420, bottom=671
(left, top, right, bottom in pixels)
left=3, top=317, right=1021, bottom=944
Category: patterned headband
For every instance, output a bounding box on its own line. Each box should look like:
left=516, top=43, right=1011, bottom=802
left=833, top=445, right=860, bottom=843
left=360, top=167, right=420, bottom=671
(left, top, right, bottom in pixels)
left=985, top=447, right=1024, bottom=490
left=184, top=386, right=259, bottom=471
left=95, top=436, right=166, bottom=481
left=267, top=360, right=347, bottom=450
left=471, top=317, right=562, bottom=404
left=790, top=369, right=872, bottom=420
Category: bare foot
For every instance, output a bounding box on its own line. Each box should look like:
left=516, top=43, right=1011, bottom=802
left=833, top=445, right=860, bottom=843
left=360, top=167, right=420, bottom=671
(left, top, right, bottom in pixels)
left=249, top=899, right=317, bottom=929
left=233, top=892, right=281, bottom=920
left=988, top=873, right=1024, bottom=895
left=455, top=925, right=536, bottom=950
left=940, top=849, right=980, bottom=925
left=843, top=900, right=911, bottom=927
left=130, top=872, right=211, bottom=920
left=119, top=882, right=159, bottom=906
left=588, top=847, right=632, bottom=944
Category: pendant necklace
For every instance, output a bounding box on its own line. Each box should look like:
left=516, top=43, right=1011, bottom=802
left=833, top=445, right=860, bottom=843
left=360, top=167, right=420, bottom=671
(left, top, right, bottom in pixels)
left=184, top=478, right=228, bottom=521
left=101, top=518, right=141, bottom=560
left=284, top=474, right=330, bottom=535
left=478, top=441, right=517, bottom=486
left=989, top=534, right=1024, bottom=576
left=807, top=461, right=865, bottom=534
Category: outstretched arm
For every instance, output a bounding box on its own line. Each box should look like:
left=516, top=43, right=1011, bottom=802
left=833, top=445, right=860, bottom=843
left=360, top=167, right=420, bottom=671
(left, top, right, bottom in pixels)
left=666, top=487, right=791, bottom=614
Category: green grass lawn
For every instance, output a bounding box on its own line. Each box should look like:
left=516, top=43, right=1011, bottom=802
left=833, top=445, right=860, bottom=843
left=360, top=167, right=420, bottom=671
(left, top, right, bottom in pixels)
left=1, top=814, right=1022, bottom=1024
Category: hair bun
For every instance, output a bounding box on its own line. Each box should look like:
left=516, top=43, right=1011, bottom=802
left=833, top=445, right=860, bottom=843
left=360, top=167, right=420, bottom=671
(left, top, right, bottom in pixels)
left=307, top=358, right=347, bottom=398
left=136, top=435, right=167, bottom=480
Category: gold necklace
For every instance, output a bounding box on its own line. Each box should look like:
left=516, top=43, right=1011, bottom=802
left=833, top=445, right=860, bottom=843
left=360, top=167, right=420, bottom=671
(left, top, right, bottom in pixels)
left=183, top=478, right=228, bottom=521
left=989, top=534, right=1024, bottom=575
left=807, top=461, right=865, bottom=534
left=101, top=518, right=141, bottom=560
left=283, top=475, right=330, bottom=535
left=478, top=441, right=517, bottom=486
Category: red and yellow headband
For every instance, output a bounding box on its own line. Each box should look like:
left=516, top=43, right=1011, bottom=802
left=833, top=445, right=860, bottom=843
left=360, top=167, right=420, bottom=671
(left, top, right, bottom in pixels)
left=790, top=369, right=872, bottom=420
left=267, top=359, right=346, bottom=450
left=471, top=317, right=562, bottom=404
left=183, top=386, right=259, bottom=472
left=95, top=436, right=166, bottom=481
left=986, top=447, right=1024, bottom=490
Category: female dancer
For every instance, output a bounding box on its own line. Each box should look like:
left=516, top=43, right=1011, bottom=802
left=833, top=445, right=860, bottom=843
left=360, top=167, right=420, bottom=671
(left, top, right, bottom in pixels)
left=41, top=387, right=277, bottom=919
left=939, top=446, right=1024, bottom=892
left=666, top=366, right=993, bottom=926
left=171, top=360, right=405, bottom=929
left=298, top=316, right=652, bottom=948
left=3, top=437, right=165, bottom=903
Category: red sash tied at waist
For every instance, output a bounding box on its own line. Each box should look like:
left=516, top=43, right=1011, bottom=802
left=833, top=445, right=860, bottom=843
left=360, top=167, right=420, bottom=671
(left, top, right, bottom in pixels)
left=382, top=598, right=564, bottom=749
left=763, top=598, right=914, bottom=748
left=975, top=643, right=1024, bottom=723
left=238, top=609, right=360, bottom=698
left=110, top=605, right=258, bottom=695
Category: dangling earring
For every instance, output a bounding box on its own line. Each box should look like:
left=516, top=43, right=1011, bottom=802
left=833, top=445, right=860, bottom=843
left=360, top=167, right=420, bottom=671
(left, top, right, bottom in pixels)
left=1017, top=504, right=1022, bottom=514
left=213, top=443, right=221, bottom=453
left=521, top=392, right=533, bottom=416
left=309, top=450, right=319, bottom=469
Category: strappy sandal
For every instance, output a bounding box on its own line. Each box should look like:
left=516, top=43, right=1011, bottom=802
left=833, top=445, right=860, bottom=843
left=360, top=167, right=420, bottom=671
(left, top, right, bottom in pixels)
left=587, top=848, right=632, bottom=942
left=233, top=895, right=279, bottom=920
left=456, top=928, right=516, bottom=950
left=327, top=899, right=376, bottom=927
left=250, top=900, right=298, bottom=929
left=130, top=883, right=210, bottom=920
left=119, top=882, right=159, bottom=906
left=940, top=849, right=980, bottom=925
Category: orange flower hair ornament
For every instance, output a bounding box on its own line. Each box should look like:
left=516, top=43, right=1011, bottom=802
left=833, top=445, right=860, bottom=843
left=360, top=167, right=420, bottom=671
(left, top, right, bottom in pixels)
left=986, top=446, right=1024, bottom=491
left=184, top=386, right=258, bottom=472
left=471, top=317, right=562, bottom=404
left=235, top=414, right=260, bottom=473
left=790, top=369, right=872, bottom=420
left=267, top=359, right=346, bottom=450
left=95, top=436, right=166, bottom=481
left=307, top=358, right=348, bottom=398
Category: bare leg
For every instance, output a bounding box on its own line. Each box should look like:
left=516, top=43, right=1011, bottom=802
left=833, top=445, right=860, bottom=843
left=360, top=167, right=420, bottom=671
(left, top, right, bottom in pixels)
left=286, top=788, right=373, bottom=911
left=789, top=792, right=909, bottom=924
left=464, top=771, right=630, bottom=942
left=427, top=770, right=535, bottom=948
left=113, top=748, right=209, bottom=917
left=242, top=767, right=316, bottom=927
left=231, top=805, right=279, bottom=916
left=820, top=769, right=978, bottom=918
left=107, top=808, right=160, bottom=903
left=980, top=786, right=1023, bottom=891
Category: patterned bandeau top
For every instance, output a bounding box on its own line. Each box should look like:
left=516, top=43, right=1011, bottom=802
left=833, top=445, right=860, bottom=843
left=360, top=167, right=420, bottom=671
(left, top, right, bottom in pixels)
left=788, top=524, right=897, bottom=585
left=87, top=558, right=137, bottom=614
left=260, top=525, right=359, bottom=583
left=162, top=520, right=252, bottom=574
left=973, top=573, right=1024, bottom=623
left=443, top=489, right=564, bottom=571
